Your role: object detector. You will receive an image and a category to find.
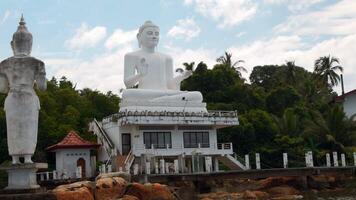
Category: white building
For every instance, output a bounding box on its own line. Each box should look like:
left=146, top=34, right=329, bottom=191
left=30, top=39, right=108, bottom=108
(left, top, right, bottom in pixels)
left=90, top=106, right=245, bottom=173
left=335, top=89, right=356, bottom=118
left=47, top=131, right=99, bottom=178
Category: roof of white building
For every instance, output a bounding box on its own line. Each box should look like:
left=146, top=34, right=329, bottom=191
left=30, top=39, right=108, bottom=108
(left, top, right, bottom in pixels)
left=335, top=89, right=356, bottom=102
left=46, top=130, right=100, bottom=151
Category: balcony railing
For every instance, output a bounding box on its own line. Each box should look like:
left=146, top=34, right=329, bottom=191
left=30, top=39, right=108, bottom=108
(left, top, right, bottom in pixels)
left=132, top=142, right=233, bottom=156
left=102, top=110, right=238, bottom=124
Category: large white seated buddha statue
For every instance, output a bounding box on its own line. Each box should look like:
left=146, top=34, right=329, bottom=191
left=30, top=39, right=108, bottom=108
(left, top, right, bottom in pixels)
left=120, top=21, right=207, bottom=113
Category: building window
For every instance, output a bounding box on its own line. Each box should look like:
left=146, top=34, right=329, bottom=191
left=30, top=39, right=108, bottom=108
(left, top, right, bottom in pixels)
left=183, top=132, right=210, bottom=148
left=143, top=132, right=171, bottom=149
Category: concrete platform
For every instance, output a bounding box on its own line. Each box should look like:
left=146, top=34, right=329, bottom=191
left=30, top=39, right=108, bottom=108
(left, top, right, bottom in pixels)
left=0, top=163, right=48, bottom=190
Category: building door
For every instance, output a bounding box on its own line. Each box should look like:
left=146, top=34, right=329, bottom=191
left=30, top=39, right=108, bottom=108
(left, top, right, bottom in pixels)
left=122, top=133, right=131, bottom=155
left=77, top=158, right=86, bottom=178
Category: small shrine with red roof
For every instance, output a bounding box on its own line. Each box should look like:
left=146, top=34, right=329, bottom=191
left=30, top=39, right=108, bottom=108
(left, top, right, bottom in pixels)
left=46, top=131, right=100, bottom=179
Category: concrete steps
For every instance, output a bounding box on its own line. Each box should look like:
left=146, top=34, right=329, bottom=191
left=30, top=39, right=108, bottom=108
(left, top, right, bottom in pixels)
left=218, top=154, right=246, bottom=170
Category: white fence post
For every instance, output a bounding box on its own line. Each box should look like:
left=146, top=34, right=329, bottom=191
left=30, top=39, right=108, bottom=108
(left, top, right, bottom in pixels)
left=326, top=153, right=331, bottom=167
left=245, top=154, right=250, bottom=170
left=341, top=154, right=346, bottom=167
left=283, top=153, right=288, bottom=168
left=333, top=152, right=339, bottom=167
left=133, top=164, right=139, bottom=175
left=53, top=170, right=57, bottom=180
left=107, top=164, right=112, bottom=173
left=174, top=160, right=179, bottom=173
left=255, top=153, right=261, bottom=170
left=160, top=159, right=165, bottom=174
left=146, top=162, right=151, bottom=175
left=354, top=152, right=356, bottom=166
left=155, top=161, right=159, bottom=174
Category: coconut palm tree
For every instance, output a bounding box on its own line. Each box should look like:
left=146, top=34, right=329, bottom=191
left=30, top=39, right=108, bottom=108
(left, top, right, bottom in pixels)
left=284, top=60, right=297, bottom=85
left=216, top=51, right=247, bottom=77
left=303, top=106, right=356, bottom=151
left=273, top=109, right=300, bottom=136
left=183, top=62, right=195, bottom=71
left=314, top=55, right=343, bottom=87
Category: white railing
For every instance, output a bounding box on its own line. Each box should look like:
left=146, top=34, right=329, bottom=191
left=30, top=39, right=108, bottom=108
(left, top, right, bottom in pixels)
left=124, top=149, right=135, bottom=171
left=102, top=110, right=238, bottom=124
left=132, top=142, right=233, bottom=156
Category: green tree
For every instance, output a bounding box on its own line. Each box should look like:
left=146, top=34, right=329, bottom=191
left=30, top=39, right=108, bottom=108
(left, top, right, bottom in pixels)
left=314, top=55, right=343, bottom=87
left=216, top=51, right=247, bottom=78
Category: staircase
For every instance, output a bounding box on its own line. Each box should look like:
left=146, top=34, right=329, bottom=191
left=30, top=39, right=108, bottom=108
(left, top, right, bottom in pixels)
left=89, top=119, right=118, bottom=167
left=218, top=154, right=247, bottom=170
left=116, top=150, right=135, bottom=172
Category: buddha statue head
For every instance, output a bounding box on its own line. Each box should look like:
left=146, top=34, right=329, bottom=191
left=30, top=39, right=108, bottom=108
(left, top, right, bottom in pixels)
left=137, top=21, right=160, bottom=49
left=11, top=15, right=33, bottom=57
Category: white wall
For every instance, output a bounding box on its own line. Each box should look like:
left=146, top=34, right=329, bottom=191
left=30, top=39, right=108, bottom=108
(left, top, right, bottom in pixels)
left=55, top=148, right=92, bottom=178
left=343, top=94, right=356, bottom=118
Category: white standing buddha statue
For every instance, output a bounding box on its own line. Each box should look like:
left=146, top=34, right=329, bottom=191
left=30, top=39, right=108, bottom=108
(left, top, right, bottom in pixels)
left=122, top=21, right=203, bottom=104
left=0, top=16, right=46, bottom=164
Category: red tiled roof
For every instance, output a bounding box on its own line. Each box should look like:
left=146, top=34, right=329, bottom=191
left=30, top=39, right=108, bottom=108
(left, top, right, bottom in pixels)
left=335, top=89, right=356, bottom=102
left=46, top=130, right=100, bottom=151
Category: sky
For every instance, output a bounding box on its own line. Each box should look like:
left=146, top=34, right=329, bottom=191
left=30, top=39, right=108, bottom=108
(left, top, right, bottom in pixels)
left=0, top=0, right=355, bottom=95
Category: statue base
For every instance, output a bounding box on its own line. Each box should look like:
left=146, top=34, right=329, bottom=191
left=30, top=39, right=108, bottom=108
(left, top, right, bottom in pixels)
left=0, top=163, right=48, bottom=190
left=119, top=100, right=207, bottom=113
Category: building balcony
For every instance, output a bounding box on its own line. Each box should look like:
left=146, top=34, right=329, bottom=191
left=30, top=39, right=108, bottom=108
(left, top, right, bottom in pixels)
left=132, top=142, right=233, bottom=156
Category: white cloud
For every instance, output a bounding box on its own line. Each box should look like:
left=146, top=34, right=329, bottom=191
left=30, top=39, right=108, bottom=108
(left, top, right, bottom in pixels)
left=164, top=45, right=217, bottom=69
left=65, top=23, right=107, bottom=50
left=167, top=18, right=201, bottom=41
left=105, top=29, right=137, bottom=50
left=264, top=0, right=324, bottom=12
left=50, top=45, right=133, bottom=93
left=1, top=10, right=11, bottom=24
left=184, top=0, right=257, bottom=28
left=227, top=34, right=356, bottom=93
left=275, top=0, right=356, bottom=36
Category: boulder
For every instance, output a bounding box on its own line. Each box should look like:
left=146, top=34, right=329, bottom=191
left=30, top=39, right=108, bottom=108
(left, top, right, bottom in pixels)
left=95, top=177, right=128, bottom=200
left=242, top=190, right=257, bottom=199
left=258, top=177, right=306, bottom=190
left=271, top=195, right=303, bottom=200
left=53, top=181, right=95, bottom=200
left=118, top=195, right=140, bottom=200
left=253, top=191, right=269, bottom=198
left=267, top=185, right=300, bottom=196
left=125, top=183, right=176, bottom=200
left=96, top=172, right=131, bottom=182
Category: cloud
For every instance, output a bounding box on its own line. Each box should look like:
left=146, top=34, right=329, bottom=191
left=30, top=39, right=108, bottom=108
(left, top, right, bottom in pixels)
left=167, top=18, right=201, bottom=41
left=65, top=23, right=107, bottom=50
left=264, top=0, right=324, bottom=12
left=105, top=29, right=137, bottom=50
left=184, top=0, right=257, bottom=28
left=1, top=10, right=11, bottom=24
left=274, top=0, right=356, bottom=35
left=227, top=34, right=356, bottom=93
left=49, top=45, right=133, bottom=93
left=164, top=45, right=217, bottom=69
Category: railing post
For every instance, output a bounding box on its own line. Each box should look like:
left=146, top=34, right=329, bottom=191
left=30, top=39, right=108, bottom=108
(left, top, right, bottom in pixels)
left=198, top=143, right=201, bottom=149
left=230, top=143, right=232, bottom=150
left=245, top=154, right=250, bottom=170
left=155, top=161, right=159, bottom=174
left=283, top=153, right=288, bottom=168
left=46, top=172, right=49, bottom=180
left=333, top=152, right=339, bottom=167
left=341, top=154, right=346, bottom=167
left=174, top=160, right=179, bottom=173
left=133, top=164, right=139, bottom=175
left=326, top=153, right=331, bottom=167
left=151, top=144, right=154, bottom=150
left=146, top=162, right=151, bottom=175
left=255, top=153, right=261, bottom=170
left=107, top=164, right=112, bottom=173
left=354, top=152, right=356, bottom=166
left=53, top=170, right=57, bottom=180
left=160, top=159, right=165, bottom=174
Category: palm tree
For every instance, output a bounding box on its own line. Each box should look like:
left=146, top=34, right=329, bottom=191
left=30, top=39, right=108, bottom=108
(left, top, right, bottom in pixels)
left=303, top=106, right=356, bottom=151
left=314, top=55, right=343, bottom=87
left=216, top=51, right=247, bottom=77
left=273, top=109, right=300, bottom=136
left=284, top=60, right=297, bottom=85
left=183, top=62, right=195, bottom=71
